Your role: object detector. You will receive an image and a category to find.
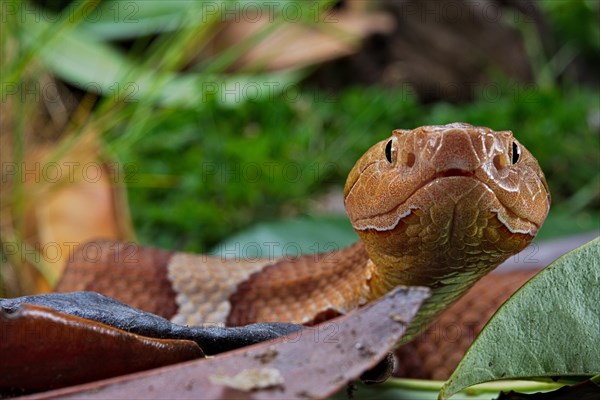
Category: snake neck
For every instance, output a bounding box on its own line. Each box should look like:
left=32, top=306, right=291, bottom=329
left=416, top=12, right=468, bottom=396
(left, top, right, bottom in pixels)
left=366, top=254, right=498, bottom=342
left=359, top=210, right=534, bottom=341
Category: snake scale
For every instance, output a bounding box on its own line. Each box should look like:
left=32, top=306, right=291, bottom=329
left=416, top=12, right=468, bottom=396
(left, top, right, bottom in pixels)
left=57, top=123, right=551, bottom=378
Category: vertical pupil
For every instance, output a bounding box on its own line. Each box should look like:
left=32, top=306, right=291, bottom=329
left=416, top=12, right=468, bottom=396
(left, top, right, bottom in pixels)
left=385, top=140, right=393, bottom=163
left=511, top=142, right=520, bottom=164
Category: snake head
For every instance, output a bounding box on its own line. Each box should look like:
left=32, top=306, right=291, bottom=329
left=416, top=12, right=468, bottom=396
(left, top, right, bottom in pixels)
left=344, top=123, right=550, bottom=235
left=343, top=123, right=550, bottom=295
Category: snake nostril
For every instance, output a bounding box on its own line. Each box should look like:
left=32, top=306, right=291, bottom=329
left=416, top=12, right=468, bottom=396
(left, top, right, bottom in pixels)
left=493, top=154, right=507, bottom=170
left=406, top=152, right=416, bottom=167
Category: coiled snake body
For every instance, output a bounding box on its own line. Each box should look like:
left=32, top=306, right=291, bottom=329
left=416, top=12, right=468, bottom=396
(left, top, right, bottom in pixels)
left=58, top=123, right=551, bottom=377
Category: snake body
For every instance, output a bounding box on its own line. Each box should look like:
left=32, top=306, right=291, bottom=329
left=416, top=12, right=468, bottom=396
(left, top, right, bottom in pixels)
left=57, top=123, right=550, bottom=373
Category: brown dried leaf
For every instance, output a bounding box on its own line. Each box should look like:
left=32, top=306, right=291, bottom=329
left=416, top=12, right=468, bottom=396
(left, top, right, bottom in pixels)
left=0, top=304, right=203, bottom=395
left=25, top=286, right=430, bottom=400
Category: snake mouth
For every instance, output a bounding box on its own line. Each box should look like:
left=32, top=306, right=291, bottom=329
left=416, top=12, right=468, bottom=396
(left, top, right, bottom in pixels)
left=403, top=170, right=488, bottom=209
left=432, top=169, right=475, bottom=179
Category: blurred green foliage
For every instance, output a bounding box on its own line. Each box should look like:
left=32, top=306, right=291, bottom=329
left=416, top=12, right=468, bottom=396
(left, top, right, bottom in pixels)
left=539, top=0, right=600, bottom=65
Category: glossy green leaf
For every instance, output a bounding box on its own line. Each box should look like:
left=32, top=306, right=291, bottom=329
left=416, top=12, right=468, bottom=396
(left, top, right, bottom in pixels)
left=439, top=237, right=600, bottom=399
left=211, top=216, right=357, bottom=259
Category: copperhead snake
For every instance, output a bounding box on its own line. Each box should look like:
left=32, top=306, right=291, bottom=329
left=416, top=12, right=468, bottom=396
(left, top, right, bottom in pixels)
left=57, top=123, right=551, bottom=379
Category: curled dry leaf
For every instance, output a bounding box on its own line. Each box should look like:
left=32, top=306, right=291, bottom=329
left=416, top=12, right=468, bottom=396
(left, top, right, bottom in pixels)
left=0, top=303, right=203, bottom=396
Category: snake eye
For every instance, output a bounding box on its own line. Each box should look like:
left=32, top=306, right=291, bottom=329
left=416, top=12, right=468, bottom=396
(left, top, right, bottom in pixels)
left=385, top=139, right=394, bottom=163
left=511, top=142, right=521, bottom=164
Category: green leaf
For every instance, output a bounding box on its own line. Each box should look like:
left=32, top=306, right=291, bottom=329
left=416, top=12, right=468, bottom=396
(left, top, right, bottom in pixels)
left=80, top=0, right=326, bottom=40
left=78, top=0, right=201, bottom=39
left=439, top=237, right=600, bottom=400
left=19, top=4, right=299, bottom=107
left=211, top=216, right=357, bottom=258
